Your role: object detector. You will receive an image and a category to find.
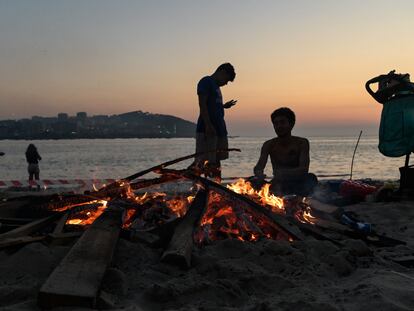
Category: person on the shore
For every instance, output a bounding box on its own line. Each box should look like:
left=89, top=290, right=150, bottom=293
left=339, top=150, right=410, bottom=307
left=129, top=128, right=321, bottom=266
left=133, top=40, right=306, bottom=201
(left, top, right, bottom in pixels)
left=25, top=144, right=42, bottom=181
left=253, top=107, right=317, bottom=195
left=190, top=63, right=237, bottom=181
left=0, top=152, right=4, bottom=156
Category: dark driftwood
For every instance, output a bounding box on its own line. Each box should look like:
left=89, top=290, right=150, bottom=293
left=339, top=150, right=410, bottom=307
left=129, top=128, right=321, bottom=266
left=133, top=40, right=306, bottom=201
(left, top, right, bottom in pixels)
left=53, top=212, right=70, bottom=234
left=130, top=175, right=183, bottom=190
left=308, top=199, right=344, bottom=221
left=159, top=169, right=305, bottom=241
left=98, top=149, right=241, bottom=194
left=0, top=235, right=45, bottom=249
left=0, top=213, right=61, bottom=239
left=46, top=232, right=83, bottom=245
left=161, top=189, right=207, bottom=268
left=0, top=217, right=35, bottom=224
left=38, top=206, right=123, bottom=309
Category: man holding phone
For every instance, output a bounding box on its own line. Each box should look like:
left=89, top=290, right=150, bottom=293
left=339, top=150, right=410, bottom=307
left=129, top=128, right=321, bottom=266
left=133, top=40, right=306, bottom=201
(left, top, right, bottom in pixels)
left=190, top=63, right=237, bottom=181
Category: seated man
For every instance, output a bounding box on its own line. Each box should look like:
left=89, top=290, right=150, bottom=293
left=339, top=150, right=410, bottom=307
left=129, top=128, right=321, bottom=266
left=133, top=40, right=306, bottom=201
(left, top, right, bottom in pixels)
left=253, top=107, right=317, bottom=196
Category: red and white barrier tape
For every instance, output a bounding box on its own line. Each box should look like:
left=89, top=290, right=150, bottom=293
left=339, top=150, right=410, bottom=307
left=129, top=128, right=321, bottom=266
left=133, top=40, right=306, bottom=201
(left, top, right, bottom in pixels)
left=0, top=179, right=117, bottom=189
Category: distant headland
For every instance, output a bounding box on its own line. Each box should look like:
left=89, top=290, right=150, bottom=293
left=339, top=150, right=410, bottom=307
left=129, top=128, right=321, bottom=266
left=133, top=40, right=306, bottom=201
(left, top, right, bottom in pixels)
left=0, top=111, right=196, bottom=139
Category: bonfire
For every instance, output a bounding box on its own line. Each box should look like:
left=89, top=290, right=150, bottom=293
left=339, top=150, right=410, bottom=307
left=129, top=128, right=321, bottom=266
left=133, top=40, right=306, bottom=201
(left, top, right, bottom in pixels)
left=0, top=150, right=405, bottom=309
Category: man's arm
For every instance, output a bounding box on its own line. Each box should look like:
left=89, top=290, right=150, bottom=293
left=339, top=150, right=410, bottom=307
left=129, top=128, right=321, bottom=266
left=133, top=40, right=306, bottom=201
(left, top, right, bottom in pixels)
left=253, top=141, right=270, bottom=178
left=274, top=139, right=310, bottom=181
left=198, top=94, right=216, bottom=136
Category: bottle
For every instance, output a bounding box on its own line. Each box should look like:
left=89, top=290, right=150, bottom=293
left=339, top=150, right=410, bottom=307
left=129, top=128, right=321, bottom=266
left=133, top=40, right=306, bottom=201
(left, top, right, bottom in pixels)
left=340, top=214, right=371, bottom=234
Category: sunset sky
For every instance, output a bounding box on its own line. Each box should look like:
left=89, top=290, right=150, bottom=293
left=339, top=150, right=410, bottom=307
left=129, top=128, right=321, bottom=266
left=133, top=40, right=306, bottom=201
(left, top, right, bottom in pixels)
left=1, top=0, right=414, bottom=135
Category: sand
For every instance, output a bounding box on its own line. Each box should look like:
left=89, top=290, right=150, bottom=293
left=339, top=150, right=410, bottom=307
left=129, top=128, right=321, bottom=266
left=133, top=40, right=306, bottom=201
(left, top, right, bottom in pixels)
left=0, top=201, right=414, bottom=311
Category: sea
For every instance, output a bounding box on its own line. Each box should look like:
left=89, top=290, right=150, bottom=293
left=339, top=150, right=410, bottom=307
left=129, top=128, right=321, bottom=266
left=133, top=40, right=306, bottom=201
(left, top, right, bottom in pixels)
left=0, top=136, right=406, bottom=181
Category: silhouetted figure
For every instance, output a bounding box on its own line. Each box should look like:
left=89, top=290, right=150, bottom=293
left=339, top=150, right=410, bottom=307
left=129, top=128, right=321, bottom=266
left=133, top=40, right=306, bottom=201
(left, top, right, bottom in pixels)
left=0, top=152, right=4, bottom=156
left=25, top=144, right=42, bottom=181
left=253, top=108, right=317, bottom=196
left=189, top=63, right=237, bottom=181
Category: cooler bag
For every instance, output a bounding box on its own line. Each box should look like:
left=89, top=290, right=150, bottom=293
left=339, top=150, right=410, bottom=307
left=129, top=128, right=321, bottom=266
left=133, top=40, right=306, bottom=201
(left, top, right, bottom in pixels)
left=378, top=95, right=414, bottom=157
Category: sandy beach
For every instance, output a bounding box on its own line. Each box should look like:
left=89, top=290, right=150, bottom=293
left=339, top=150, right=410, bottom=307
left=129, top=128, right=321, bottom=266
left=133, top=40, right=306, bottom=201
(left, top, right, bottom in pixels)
left=0, top=198, right=413, bottom=311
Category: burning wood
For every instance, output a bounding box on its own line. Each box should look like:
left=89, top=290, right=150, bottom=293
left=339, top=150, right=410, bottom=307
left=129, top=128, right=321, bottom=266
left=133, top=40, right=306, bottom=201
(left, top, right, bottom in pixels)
left=158, top=169, right=306, bottom=241
left=195, top=189, right=289, bottom=243
left=161, top=189, right=208, bottom=268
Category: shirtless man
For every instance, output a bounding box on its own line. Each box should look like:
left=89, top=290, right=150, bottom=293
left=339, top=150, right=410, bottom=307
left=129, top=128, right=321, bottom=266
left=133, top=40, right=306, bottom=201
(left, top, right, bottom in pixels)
left=253, top=107, right=317, bottom=195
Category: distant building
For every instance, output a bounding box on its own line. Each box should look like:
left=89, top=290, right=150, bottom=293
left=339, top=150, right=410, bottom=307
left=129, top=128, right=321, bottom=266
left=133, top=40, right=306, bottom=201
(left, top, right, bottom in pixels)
left=58, top=113, right=68, bottom=121
left=76, top=112, right=87, bottom=120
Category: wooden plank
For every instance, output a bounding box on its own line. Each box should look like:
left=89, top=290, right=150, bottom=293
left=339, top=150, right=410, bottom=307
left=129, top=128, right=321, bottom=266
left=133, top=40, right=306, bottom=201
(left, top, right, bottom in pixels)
left=38, top=206, right=123, bottom=309
left=0, top=217, right=35, bottom=224
left=0, top=235, right=45, bottom=249
left=313, top=218, right=353, bottom=233
left=52, top=212, right=70, bottom=234
left=308, top=199, right=344, bottom=220
left=46, top=231, right=83, bottom=246
left=161, top=190, right=207, bottom=268
left=0, top=213, right=61, bottom=239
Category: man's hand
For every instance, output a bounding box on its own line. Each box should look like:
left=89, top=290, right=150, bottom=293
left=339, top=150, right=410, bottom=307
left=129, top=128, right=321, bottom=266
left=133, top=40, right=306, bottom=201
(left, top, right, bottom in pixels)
left=223, top=99, right=237, bottom=109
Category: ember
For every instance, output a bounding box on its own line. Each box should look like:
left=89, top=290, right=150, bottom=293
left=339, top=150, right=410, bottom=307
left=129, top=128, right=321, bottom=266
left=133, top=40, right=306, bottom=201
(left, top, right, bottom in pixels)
left=194, top=190, right=290, bottom=244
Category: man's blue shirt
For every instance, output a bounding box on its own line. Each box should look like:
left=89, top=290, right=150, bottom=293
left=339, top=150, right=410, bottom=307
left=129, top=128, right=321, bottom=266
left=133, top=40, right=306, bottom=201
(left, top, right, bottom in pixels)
left=196, top=76, right=227, bottom=136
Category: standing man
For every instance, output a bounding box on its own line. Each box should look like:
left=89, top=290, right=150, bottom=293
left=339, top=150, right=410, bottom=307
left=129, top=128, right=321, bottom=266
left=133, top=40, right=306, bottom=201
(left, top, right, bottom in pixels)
left=253, top=107, right=317, bottom=195
left=191, top=63, right=237, bottom=181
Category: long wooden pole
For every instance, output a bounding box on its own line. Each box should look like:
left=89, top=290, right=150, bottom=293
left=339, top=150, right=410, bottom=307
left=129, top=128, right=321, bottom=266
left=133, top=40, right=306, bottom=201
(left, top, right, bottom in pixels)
left=96, top=148, right=241, bottom=194
left=350, top=130, right=363, bottom=180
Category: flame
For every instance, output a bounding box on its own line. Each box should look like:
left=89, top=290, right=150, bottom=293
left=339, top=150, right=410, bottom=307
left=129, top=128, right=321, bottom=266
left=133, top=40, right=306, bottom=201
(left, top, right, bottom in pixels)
left=66, top=200, right=108, bottom=226
left=227, top=179, right=284, bottom=213
left=166, top=197, right=188, bottom=217
left=227, top=179, right=316, bottom=226
left=196, top=190, right=291, bottom=244
left=122, top=208, right=137, bottom=228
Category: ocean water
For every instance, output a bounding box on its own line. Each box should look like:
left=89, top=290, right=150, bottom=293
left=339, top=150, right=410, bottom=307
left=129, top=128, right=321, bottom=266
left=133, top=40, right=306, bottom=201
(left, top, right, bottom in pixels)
left=0, top=136, right=407, bottom=181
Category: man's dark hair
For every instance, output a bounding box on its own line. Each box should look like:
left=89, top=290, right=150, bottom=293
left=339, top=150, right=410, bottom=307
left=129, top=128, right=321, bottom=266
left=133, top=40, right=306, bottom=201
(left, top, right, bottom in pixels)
left=271, top=107, right=296, bottom=127
left=216, top=63, right=236, bottom=81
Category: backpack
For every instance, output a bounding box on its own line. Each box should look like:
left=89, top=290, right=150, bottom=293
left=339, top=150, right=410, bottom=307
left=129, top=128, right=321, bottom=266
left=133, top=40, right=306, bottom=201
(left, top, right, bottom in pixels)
left=378, top=95, right=414, bottom=157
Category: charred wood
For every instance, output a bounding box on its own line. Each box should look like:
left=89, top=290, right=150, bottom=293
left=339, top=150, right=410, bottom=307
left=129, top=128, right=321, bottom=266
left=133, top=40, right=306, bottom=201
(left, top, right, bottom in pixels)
left=53, top=212, right=70, bottom=234
left=0, top=213, right=61, bottom=239
left=0, top=235, right=45, bottom=249
left=98, top=149, right=241, bottom=193
left=161, top=189, right=207, bottom=268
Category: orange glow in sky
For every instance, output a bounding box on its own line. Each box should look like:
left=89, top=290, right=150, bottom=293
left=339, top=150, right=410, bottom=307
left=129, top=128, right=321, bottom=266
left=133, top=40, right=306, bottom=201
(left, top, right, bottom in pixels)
left=0, top=1, right=413, bottom=135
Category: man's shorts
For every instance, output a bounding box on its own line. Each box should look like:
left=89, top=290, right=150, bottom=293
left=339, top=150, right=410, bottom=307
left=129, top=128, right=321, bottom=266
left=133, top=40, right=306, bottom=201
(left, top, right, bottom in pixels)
left=195, top=133, right=229, bottom=164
